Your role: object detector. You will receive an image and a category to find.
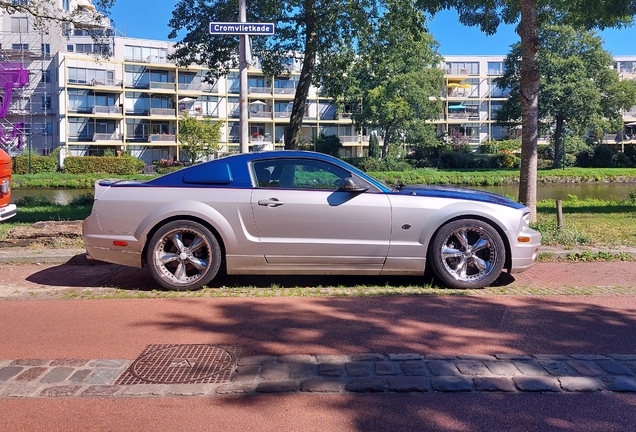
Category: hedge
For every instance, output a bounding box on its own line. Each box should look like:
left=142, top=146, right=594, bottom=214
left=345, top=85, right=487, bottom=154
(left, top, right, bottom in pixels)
left=64, top=156, right=145, bottom=175
left=12, top=155, right=57, bottom=174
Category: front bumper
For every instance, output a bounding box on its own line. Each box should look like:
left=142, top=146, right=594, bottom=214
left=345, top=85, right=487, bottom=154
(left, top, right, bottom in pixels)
left=509, top=227, right=542, bottom=274
left=0, top=204, right=17, bottom=222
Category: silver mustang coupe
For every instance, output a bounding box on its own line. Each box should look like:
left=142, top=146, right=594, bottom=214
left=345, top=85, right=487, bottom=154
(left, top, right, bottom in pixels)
left=82, top=151, right=540, bottom=290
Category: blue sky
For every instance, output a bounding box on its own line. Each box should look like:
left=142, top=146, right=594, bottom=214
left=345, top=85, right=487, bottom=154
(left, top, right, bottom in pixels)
left=110, top=2, right=636, bottom=56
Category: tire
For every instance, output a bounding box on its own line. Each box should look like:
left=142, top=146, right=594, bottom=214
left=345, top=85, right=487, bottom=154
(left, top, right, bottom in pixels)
left=429, top=219, right=505, bottom=289
left=147, top=220, right=221, bottom=291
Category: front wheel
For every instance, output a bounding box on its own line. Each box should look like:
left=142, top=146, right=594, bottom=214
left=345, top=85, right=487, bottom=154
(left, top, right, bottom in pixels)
left=429, top=219, right=505, bottom=289
left=147, top=220, right=221, bottom=291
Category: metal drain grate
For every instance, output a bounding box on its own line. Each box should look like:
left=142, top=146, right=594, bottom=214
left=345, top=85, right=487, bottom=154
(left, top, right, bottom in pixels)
left=116, top=344, right=242, bottom=385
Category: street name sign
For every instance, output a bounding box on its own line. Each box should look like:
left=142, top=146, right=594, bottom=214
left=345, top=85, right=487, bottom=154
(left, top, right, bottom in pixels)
left=209, top=22, right=275, bottom=35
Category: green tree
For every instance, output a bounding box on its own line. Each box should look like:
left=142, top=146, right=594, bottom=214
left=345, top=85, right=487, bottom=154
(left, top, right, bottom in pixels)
left=495, top=25, right=636, bottom=168
left=178, top=113, right=223, bottom=163
left=319, top=0, right=443, bottom=158
left=314, top=134, right=342, bottom=157
left=416, top=0, right=636, bottom=219
left=368, top=134, right=380, bottom=158
left=168, top=0, right=381, bottom=150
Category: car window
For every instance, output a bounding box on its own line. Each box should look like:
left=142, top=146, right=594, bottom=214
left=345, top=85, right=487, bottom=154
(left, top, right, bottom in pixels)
left=253, top=158, right=351, bottom=190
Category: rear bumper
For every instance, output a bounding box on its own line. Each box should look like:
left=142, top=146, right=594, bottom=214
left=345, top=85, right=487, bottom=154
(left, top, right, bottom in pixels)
left=0, top=204, right=17, bottom=222
left=82, top=212, right=144, bottom=268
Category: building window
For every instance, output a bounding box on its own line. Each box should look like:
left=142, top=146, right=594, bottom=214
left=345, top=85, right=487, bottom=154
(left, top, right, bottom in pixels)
left=75, top=44, right=94, bottom=53
left=11, top=17, right=28, bottom=32
left=11, top=43, right=29, bottom=50
left=487, top=62, right=505, bottom=76
left=67, top=44, right=74, bottom=52
left=63, top=0, right=70, bottom=11
left=124, top=45, right=167, bottom=62
left=12, top=0, right=30, bottom=4
left=41, top=43, right=51, bottom=56
left=41, top=70, right=51, bottom=83
left=42, top=97, right=51, bottom=110
left=447, top=62, right=479, bottom=75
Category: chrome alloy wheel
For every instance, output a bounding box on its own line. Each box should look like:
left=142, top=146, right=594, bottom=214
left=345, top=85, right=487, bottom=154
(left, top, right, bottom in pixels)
left=439, top=225, right=498, bottom=283
left=148, top=221, right=221, bottom=291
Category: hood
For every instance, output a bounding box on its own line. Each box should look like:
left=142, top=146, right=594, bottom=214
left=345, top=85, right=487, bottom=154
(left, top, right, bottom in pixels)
left=394, top=185, right=525, bottom=209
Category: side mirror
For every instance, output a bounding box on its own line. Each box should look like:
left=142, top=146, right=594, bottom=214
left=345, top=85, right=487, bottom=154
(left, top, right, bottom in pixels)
left=336, top=177, right=369, bottom=193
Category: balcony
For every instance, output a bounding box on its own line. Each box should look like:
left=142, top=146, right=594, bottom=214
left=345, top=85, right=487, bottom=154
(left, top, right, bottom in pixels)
left=93, top=133, right=122, bottom=142
left=149, top=81, right=176, bottom=91
left=149, top=108, right=176, bottom=117
left=274, top=87, right=296, bottom=95
left=149, top=134, right=176, bottom=143
left=90, top=78, right=122, bottom=88
left=338, top=135, right=360, bottom=144
left=336, top=112, right=352, bottom=120
left=249, top=111, right=273, bottom=119
left=92, top=106, right=122, bottom=115
left=178, top=83, right=202, bottom=92
left=248, top=86, right=272, bottom=94
left=275, top=112, right=291, bottom=119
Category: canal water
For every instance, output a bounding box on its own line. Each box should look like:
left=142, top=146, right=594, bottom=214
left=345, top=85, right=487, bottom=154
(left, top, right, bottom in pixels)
left=9, top=183, right=636, bottom=205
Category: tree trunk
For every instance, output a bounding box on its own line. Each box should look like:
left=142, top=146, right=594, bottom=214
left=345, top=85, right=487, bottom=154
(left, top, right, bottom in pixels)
left=285, top=5, right=317, bottom=150
left=381, top=126, right=392, bottom=158
left=517, top=0, right=540, bottom=221
left=552, top=114, right=564, bottom=168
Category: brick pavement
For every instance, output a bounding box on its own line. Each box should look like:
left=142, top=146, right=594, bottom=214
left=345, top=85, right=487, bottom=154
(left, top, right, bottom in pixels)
left=2, top=353, right=636, bottom=398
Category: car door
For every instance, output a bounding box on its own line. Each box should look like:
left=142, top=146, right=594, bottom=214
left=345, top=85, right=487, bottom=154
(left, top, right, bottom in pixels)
left=250, top=157, right=391, bottom=268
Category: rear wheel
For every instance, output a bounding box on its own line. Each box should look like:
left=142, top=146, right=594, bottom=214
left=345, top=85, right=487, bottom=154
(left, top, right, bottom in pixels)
left=147, top=220, right=221, bottom=291
left=429, top=219, right=505, bottom=289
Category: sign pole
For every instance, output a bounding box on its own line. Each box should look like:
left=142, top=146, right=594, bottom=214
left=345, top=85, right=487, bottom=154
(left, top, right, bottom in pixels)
left=239, top=0, right=249, bottom=154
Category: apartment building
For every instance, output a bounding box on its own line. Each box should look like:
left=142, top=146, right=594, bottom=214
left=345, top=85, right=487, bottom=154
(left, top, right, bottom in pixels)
left=3, top=2, right=636, bottom=162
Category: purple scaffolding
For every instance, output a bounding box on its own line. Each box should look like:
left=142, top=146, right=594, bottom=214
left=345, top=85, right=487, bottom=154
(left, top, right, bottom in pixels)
left=0, top=62, right=30, bottom=150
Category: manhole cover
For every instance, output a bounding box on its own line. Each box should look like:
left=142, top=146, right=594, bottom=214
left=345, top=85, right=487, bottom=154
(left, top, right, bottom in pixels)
left=116, top=344, right=242, bottom=385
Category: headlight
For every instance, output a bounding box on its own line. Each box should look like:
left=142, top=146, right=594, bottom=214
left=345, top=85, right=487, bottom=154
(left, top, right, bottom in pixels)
left=520, top=211, right=531, bottom=230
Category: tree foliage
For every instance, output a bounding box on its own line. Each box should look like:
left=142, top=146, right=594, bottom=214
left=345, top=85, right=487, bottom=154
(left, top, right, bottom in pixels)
left=368, top=134, right=380, bottom=158
left=416, top=0, right=636, bottom=220
left=495, top=25, right=636, bottom=167
left=168, top=0, right=383, bottom=150
left=178, top=113, right=223, bottom=163
left=1, top=0, right=115, bottom=31
left=314, top=134, right=342, bottom=157
left=319, top=0, right=443, bottom=157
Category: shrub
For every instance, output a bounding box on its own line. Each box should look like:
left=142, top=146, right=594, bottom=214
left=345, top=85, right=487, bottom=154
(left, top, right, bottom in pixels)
left=64, top=155, right=145, bottom=175
left=12, top=155, right=57, bottom=174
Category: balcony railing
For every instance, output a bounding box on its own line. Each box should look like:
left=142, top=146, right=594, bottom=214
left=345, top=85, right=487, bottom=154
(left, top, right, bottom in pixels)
left=90, top=78, right=122, bottom=87
left=338, top=135, right=360, bottom=143
left=275, top=112, right=292, bottom=118
left=149, top=81, right=176, bottom=90
left=149, top=134, right=176, bottom=143
left=93, top=133, right=121, bottom=142
left=149, top=108, right=176, bottom=116
left=92, top=106, right=122, bottom=115
left=178, top=83, right=202, bottom=91
left=274, top=87, right=296, bottom=95
left=249, top=111, right=272, bottom=119
left=248, top=86, right=272, bottom=94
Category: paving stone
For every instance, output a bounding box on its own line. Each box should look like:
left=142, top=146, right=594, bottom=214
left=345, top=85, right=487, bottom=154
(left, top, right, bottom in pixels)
left=426, top=355, right=458, bottom=360
left=539, top=361, right=579, bottom=376
left=350, top=354, right=385, bottom=362
left=277, top=355, right=315, bottom=363
left=318, top=363, right=344, bottom=377
left=513, top=376, right=561, bottom=392
left=69, top=369, right=93, bottom=383
left=534, top=355, right=571, bottom=361
left=165, top=384, right=213, bottom=396
left=474, top=377, right=516, bottom=392
left=232, top=365, right=261, bottom=382
left=608, top=354, right=636, bottom=361
left=15, top=367, right=48, bottom=382
left=214, top=382, right=256, bottom=394
left=81, top=385, right=122, bottom=397
left=495, top=354, right=534, bottom=361
left=603, top=377, right=636, bottom=392
left=255, top=381, right=298, bottom=393
left=484, top=361, right=520, bottom=376
left=261, top=363, right=288, bottom=380
left=566, top=360, right=606, bottom=377
left=430, top=377, right=473, bottom=392
left=388, top=354, right=423, bottom=361
left=427, top=360, right=460, bottom=376
left=50, top=359, right=90, bottom=367
left=345, top=378, right=385, bottom=393
left=374, top=361, right=399, bottom=375
left=400, top=361, right=429, bottom=376
left=39, top=385, right=82, bottom=397
left=623, top=361, right=636, bottom=374
left=238, top=356, right=277, bottom=366
left=513, top=361, right=550, bottom=376
left=316, top=355, right=349, bottom=364
left=457, top=354, right=497, bottom=361
left=301, top=379, right=343, bottom=393
left=559, top=377, right=604, bottom=392
left=40, top=367, right=74, bottom=383
left=0, top=360, right=9, bottom=367
left=122, top=384, right=166, bottom=397
left=569, top=354, right=610, bottom=361
left=456, top=361, right=492, bottom=376
left=85, top=369, right=122, bottom=385
left=0, top=366, right=24, bottom=381
left=10, top=359, right=49, bottom=367
left=387, top=377, right=429, bottom=392
left=88, top=360, right=128, bottom=368
left=0, top=384, right=41, bottom=397
left=345, top=362, right=371, bottom=377
left=596, top=361, right=634, bottom=376
left=289, top=362, right=316, bottom=379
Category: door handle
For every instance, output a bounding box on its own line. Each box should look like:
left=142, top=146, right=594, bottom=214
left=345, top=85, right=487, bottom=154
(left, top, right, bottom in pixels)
left=258, top=198, right=285, bottom=207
